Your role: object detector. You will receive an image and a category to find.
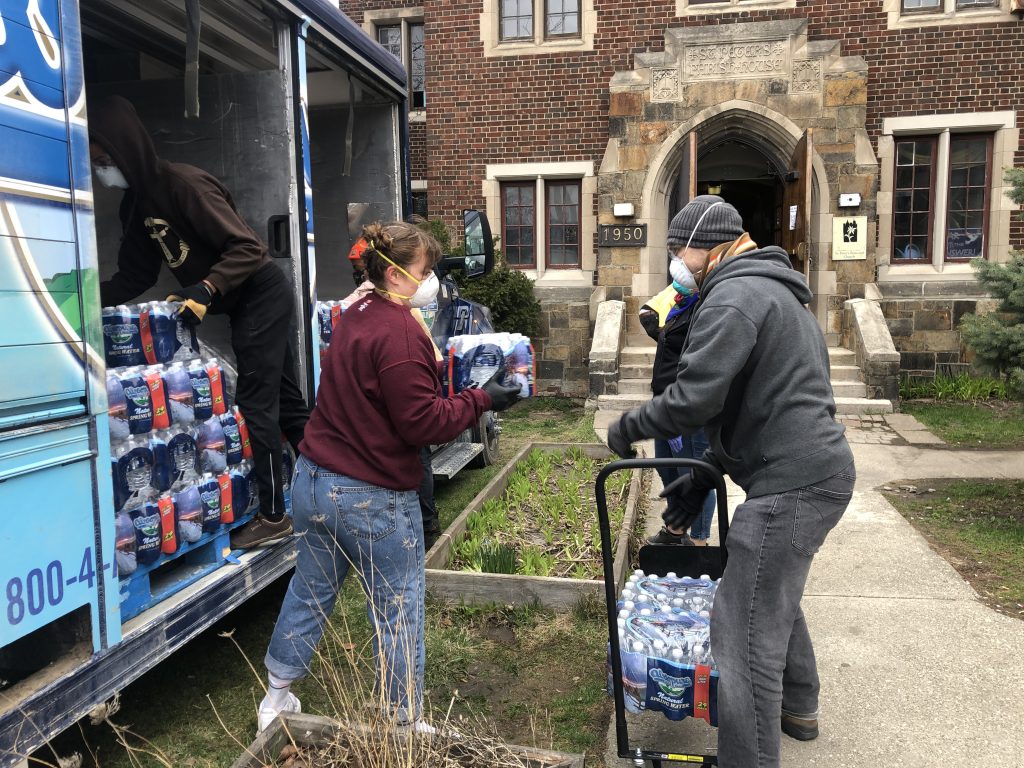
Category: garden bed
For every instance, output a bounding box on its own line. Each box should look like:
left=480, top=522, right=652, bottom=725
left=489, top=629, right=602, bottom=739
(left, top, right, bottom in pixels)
left=232, top=713, right=585, bottom=768
left=425, top=443, right=643, bottom=609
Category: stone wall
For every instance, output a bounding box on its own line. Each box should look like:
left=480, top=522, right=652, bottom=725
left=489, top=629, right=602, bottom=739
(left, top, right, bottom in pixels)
left=878, top=282, right=1000, bottom=381
left=532, top=286, right=594, bottom=397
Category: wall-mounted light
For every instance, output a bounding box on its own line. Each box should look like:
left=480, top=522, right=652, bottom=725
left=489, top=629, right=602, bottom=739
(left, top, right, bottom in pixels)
left=707, top=182, right=722, bottom=195
left=613, top=202, right=635, bottom=217
left=1012, top=0, right=1024, bottom=18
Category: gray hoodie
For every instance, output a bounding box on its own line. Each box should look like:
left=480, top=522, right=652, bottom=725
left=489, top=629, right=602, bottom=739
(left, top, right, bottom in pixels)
left=618, top=245, right=853, bottom=497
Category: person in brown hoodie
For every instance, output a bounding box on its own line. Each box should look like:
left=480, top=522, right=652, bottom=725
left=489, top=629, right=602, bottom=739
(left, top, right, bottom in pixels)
left=89, top=95, right=309, bottom=549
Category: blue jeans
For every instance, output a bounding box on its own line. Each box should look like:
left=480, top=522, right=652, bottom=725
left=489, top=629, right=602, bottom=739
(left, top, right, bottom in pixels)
left=265, top=455, right=425, bottom=722
left=711, top=463, right=855, bottom=768
left=654, top=432, right=716, bottom=540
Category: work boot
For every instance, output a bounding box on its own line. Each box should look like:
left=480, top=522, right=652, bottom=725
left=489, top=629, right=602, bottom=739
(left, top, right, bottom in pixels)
left=781, top=713, right=819, bottom=741
left=231, top=516, right=293, bottom=549
left=647, top=527, right=694, bottom=546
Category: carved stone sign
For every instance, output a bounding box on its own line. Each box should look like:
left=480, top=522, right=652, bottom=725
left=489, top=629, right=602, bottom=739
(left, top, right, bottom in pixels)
left=651, top=68, right=680, bottom=102
left=792, top=59, right=822, bottom=94
left=683, top=39, right=790, bottom=82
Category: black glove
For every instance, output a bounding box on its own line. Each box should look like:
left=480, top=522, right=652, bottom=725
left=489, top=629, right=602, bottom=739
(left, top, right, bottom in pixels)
left=167, top=282, right=214, bottom=325
left=606, top=418, right=636, bottom=459
left=638, top=310, right=660, bottom=341
left=481, top=370, right=521, bottom=412
left=660, top=465, right=717, bottom=531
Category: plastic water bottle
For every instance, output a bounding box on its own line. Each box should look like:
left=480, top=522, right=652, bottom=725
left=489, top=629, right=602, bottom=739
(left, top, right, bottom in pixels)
left=219, top=411, right=243, bottom=466
left=107, top=373, right=130, bottom=441
left=163, top=364, right=195, bottom=426
left=233, top=407, right=253, bottom=460
left=102, top=305, right=145, bottom=367
left=114, top=510, right=137, bottom=576
left=206, top=359, right=226, bottom=416
left=217, top=471, right=234, bottom=524
left=622, top=640, right=649, bottom=713
left=145, top=366, right=170, bottom=431
left=157, top=493, right=177, bottom=554
left=187, top=360, right=213, bottom=421
left=150, top=431, right=172, bottom=493
left=167, top=428, right=198, bottom=485
left=145, top=301, right=179, bottom=364
left=129, top=502, right=161, bottom=566
left=196, top=416, right=227, bottom=475
left=119, top=369, right=153, bottom=436
left=198, top=473, right=222, bottom=535
left=174, top=484, right=203, bottom=544
left=114, top=437, right=155, bottom=511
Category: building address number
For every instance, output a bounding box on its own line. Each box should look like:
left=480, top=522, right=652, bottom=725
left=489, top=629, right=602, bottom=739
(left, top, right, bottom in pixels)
left=599, top=224, right=647, bottom=247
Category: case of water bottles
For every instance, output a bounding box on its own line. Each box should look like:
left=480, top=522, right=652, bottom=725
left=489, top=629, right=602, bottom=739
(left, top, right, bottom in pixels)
left=103, top=301, right=261, bottom=619
left=609, top=570, right=721, bottom=726
left=444, top=332, right=535, bottom=398
left=315, top=299, right=349, bottom=364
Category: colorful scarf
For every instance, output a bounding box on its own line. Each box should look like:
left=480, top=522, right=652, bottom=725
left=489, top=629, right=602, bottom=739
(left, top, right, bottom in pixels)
left=699, top=232, right=758, bottom=284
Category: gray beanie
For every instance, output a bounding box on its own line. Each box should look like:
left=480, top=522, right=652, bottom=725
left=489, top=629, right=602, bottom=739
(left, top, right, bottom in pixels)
left=666, top=195, right=745, bottom=250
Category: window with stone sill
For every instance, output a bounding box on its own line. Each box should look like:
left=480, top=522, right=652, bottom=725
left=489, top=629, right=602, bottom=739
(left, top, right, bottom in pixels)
left=499, top=0, right=579, bottom=42
left=500, top=179, right=581, bottom=269
left=681, top=0, right=796, bottom=10
left=901, top=0, right=997, bottom=11
left=892, top=133, right=992, bottom=264
left=375, top=21, right=425, bottom=108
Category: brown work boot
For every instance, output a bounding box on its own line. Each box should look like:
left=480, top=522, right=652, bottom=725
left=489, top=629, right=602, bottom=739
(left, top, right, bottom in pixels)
left=230, top=516, right=293, bottom=550
left=781, top=713, right=819, bottom=741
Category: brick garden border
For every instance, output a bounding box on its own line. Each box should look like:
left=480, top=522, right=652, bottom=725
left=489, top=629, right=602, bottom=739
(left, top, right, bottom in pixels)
left=424, top=442, right=643, bottom=609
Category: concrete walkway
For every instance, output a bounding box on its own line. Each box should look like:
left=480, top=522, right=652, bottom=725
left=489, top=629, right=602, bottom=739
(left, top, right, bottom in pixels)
left=598, top=414, right=1024, bottom=767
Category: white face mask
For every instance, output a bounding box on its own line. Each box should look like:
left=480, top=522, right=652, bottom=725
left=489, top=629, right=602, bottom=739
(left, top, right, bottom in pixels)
left=406, top=271, right=440, bottom=308
left=669, top=256, right=698, bottom=294
left=95, top=165, right=129, bottom=189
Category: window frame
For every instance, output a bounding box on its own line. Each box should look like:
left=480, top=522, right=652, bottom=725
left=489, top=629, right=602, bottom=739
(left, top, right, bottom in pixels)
left=499, top=0, right=534, bottom=41
left=890, top=135, right=939, bottom=265
left=364, top=10, right=426, bottom=111
left=500, top=181, right=538, bottom=269
left=543, top=0, right=580, bottom=40
left=943, top=132, right=993, bottom=263
left=544, top=179, right=581, bottom=269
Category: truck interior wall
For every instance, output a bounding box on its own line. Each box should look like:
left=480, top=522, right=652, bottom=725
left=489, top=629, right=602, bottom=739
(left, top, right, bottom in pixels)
left=308, top=101, right=400, bottom=301
left=88, top=71, right=294, bottom=364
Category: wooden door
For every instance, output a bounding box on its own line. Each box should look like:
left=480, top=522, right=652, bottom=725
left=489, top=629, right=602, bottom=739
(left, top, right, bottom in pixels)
left=781, top=129, right=813, bottom=280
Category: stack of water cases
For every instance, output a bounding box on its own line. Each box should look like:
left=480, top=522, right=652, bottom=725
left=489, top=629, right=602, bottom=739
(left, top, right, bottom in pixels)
left=315, top=300, right=349, bottom=364
left=445, top=332, right=536, bottom=398
left=609, top=571, right=721, bottom=725
left=102, top=302, right=257, bottom=578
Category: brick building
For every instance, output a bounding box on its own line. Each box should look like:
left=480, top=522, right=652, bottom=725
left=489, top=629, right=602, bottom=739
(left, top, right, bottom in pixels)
left=342, top=0, right=1024, bottom=396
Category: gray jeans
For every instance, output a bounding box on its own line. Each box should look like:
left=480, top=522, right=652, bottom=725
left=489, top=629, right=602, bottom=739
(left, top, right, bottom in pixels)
left=711, top=463, right=855, bottom=767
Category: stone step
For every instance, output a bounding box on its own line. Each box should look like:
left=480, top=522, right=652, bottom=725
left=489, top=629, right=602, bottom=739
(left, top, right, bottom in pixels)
left=626, top=333, right=656, bottom=348
left=831, top=380, right=867, bottom=398
left=596, top=393, right=653, bottom=411
left=617, top=378, right=652, bottom=395
left=619, top=363, right=651, bottom=379
left=829, top=364, right=864, bottom=383
left=620, top=346, right=656, bottom=366
left=834, top=397, right=894, bottom=415
left=828, top=347, right=856, bottom=365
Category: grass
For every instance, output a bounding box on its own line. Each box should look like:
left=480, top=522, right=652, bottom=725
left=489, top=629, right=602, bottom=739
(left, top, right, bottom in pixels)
left=41, top=397, right=613, bottom=767
left=900, top=400, right=1024, bottom=449
left=881, top=478, right=1024, bottom=617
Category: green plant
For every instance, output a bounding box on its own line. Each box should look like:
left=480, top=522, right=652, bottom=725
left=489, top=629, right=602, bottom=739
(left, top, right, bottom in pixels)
left=455, top=258, right=543, bottom=338
left=957, top=167, right=1024, bottom=400
left=900, top=372, right=1007, bottom=402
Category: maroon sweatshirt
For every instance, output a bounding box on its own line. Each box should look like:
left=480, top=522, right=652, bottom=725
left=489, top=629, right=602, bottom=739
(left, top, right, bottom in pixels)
left=300, top=292, right=491, bottom=491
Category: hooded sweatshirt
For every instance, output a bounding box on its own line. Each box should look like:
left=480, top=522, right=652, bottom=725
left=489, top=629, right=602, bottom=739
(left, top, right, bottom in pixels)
left=91, top=96, right=271, bottom=311
left=618, top=245, right=853, bottom=497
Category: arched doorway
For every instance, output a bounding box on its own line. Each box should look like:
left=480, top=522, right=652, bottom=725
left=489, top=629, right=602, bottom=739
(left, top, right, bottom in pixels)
left=636, top=101, right=833, bottom=330
left=669, top=139, right=785, bottom=251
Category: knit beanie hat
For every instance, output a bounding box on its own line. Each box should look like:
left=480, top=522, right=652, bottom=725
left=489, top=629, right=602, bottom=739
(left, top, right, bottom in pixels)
left=666, top=195, right=745, bottom=250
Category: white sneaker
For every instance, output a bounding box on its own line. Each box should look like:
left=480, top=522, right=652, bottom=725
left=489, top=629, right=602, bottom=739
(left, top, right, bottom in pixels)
left=395, top=719, right=460, bottom=739
left=257, top=691, right=301, bottom=732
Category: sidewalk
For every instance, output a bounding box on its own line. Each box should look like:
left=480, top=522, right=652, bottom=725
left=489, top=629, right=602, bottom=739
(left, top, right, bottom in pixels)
left=598, top=414, right=1024, bottom=767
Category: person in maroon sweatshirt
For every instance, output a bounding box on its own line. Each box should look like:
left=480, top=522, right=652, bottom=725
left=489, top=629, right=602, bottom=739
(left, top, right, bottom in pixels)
left=88, top=95, right=308, bottom=549
left=257, top=221, right=521, bottom=734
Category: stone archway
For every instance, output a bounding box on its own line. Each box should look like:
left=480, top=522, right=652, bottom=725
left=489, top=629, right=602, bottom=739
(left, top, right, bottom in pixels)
left=598, top=18, right=879, bottom=343
left=637, top=100, right=834, bottom=327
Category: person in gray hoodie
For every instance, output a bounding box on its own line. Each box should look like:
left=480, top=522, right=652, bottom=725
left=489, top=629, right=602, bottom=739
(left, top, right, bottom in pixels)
left=607, top=196, right=855, bottom=768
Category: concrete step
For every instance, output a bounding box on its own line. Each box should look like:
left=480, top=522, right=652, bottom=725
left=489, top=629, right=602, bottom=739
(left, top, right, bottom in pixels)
left=831, top=380, right=867, bottom=398
left=828, top=346, right=856, bottom=366
left=620, top=364, right=651, bottom=379
left=829, top=364, right=864, bottom=383
left=620, top=346, right=656, bottom=366
left=597, top=393, right=652, bottom=411
left=626, top=333, right=657, bottom=348
left=834, top=397, right=893, bottom=415
left=617, top=378, right=652, bottom=395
